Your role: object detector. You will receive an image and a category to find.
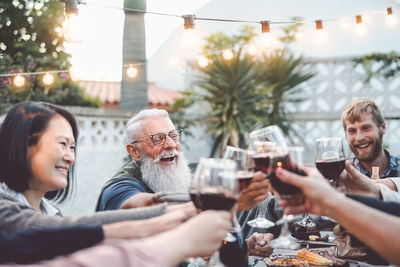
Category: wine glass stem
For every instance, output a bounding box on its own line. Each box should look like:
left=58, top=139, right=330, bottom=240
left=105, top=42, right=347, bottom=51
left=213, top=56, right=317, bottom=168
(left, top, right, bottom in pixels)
left=257, top=197, right=268, bottom=219
left=280, top=215, right=290, bottom=237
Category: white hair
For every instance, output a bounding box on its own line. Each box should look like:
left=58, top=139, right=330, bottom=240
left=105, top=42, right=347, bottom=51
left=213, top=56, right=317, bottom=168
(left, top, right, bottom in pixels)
left=126, top=108, right=170, bottom=144
left=140, top=149, right=191, bottom=192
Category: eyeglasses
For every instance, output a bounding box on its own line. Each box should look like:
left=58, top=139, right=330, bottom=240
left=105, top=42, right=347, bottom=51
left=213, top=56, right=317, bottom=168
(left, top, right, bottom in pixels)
left=131, top=128, right=183, bottom=146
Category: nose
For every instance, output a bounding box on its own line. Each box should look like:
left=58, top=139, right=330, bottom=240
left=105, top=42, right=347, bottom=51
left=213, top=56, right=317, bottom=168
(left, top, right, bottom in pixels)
left=163, top=135, right=177, bottom=149
left=63, top=149, right=75, bottom=166
left=355, top=129, right=365, bottom=142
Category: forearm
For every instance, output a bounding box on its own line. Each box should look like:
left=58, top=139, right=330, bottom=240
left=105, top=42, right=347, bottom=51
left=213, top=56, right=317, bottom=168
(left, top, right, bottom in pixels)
left=325, top=195, right=400, bottom=265
left=120, top=193, right=157, bottom=209
left=0, top=226, right=103, bottom=264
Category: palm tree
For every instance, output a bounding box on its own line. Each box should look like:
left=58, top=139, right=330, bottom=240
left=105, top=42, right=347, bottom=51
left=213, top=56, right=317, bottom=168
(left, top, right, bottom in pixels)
left=195, top=49, right=274, bottom=156
left=257, top=49, right=314, bottom=135
left=120, top=0, right=147, bottom=110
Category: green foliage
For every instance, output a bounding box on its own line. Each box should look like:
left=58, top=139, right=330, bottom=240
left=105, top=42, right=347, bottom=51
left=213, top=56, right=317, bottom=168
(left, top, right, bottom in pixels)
left=173, top=23, right=314, bottom=156
left=0, top=0, right=99, bottom=107
left=353, top=51, right=400, bottom=82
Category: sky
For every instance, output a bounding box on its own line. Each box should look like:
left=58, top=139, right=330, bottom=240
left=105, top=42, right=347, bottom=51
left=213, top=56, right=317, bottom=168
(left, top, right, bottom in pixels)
left=66, top=0, right=211, bottom=81
left=66, top=0, right=400, bottom=83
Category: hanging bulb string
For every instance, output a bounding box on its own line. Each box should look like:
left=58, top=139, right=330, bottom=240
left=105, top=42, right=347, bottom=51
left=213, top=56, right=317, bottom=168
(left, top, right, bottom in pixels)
left=0, top=70, right=69, bottom=78
left=83, top=1, right=398, bottom=27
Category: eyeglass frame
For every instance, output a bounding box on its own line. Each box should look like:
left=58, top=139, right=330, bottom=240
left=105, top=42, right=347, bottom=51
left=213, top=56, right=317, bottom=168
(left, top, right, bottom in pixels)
left=130, top=128, right=183, bottom=146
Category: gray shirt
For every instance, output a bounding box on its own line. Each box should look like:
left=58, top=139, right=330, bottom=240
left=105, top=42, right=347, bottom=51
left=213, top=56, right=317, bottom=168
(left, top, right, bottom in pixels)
left=0, top=191, right=166, bottom=234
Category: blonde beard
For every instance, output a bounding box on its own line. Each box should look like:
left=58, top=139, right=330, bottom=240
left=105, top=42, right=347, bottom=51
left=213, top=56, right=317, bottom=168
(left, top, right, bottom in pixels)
left=140, top=150, right=191, bottom=193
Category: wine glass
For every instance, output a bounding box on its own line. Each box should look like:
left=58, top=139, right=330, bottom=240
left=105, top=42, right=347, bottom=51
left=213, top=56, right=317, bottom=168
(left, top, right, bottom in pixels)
left=223, top=146, right=255, bottom=232
left=249, top=125, right=288, bottom=150
left=268, top=146, right=305, bottom=249
left=195, top=157, right=238, bottom=266
left=247, top=141, right=277, bottom=229
left=315, top=137, right=346, bottom=186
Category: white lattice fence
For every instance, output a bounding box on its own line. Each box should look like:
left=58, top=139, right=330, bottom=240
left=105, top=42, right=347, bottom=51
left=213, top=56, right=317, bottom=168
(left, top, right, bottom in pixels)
left=286, top=58, right=400, bottom=163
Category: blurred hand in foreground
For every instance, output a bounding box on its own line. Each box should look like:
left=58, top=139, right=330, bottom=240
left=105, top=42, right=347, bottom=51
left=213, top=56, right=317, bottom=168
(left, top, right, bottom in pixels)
left=246, top=232, right=274, bottom=257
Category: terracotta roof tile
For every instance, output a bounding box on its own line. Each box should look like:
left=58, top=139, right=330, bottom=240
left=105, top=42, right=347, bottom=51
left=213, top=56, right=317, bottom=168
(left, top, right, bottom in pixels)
left=78, top=80, right=182, bottom=107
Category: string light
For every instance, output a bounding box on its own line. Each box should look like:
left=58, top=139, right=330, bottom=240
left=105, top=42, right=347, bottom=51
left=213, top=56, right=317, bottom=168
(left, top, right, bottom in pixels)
left=42, top=72, right=55, bottom=86
left=61, top=0, right=79, bottom=17
left=222, top=49, right=234, bottom=61
left=246, top=44, right=258, bottom=56
left=13, top=74, right=26, bottom=88
left=260, top=21, right=275, bottom=49
left=385, top=7, right=397, bottom=26
left=197, top=55, right=209, bottom=67
left=314, top=20, right=327, bottom=43
left=354, top=15, right=367, bottom=36
left=182, top=15, right=200, bottom=51
left=126, top=65, right=138, bottom=78
left=294, top=30, right=305, bottom=40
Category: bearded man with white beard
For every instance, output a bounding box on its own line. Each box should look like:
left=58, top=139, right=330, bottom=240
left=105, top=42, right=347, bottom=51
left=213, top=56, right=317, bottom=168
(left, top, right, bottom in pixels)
left=96, top=109, right=193, bottom=211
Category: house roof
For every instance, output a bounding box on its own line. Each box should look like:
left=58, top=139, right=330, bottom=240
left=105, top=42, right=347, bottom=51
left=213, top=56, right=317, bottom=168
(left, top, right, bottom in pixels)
left=78, top=80, right=183, bottom=107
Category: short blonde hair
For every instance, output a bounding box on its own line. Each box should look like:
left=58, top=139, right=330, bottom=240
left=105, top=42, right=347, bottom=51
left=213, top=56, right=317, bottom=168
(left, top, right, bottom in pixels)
left=341, top=98, right=385, bottom=131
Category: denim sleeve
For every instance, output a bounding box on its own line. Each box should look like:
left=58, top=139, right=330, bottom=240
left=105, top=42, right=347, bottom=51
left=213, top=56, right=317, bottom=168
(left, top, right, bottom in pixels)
left=98, top=179, right=147, bottom=211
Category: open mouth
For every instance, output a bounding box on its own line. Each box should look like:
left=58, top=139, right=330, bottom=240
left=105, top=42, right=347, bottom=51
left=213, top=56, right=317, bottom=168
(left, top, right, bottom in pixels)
left=160, top=156, right=176, bottom=162
left=355, top=143, right=371, bottom=149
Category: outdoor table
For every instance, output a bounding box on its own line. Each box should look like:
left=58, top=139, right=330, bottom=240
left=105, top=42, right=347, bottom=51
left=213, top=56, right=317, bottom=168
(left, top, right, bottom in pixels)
left=249, top=244, right=395, bottom=267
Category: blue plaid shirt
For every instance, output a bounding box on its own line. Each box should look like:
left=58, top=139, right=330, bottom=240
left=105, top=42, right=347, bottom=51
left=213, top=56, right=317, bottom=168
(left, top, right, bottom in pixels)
left=349, top=150, right=400, bottom=178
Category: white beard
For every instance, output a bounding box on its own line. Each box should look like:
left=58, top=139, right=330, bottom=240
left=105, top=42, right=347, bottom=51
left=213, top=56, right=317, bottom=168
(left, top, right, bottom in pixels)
left=140, top=150, right=191, bottom=193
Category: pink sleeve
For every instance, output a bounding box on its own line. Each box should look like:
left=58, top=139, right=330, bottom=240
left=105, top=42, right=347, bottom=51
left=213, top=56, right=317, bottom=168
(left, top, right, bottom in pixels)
left=27, top=240, right=168, bottom=267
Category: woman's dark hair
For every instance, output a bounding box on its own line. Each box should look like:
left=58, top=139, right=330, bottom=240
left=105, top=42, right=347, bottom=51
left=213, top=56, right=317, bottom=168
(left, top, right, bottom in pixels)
left=0, top=102, right=78, bottom=203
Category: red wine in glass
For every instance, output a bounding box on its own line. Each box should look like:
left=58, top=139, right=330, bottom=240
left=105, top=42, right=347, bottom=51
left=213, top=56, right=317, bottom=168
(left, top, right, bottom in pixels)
left=199, top=192, right=237, bottom=211
left=236, top=170, right=253, bottom=192
left=253, top=153, right=270, bottom=173
left=190, top=189, right=203, bottom=210
left=315, top=158, right=345, bottom=184
left=269, top=154, right=305, bottom=195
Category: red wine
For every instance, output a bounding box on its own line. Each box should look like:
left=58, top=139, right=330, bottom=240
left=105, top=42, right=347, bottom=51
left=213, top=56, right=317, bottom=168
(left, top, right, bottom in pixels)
left=190, top=190, right=203, bottom=210
left=199, top=192, right=237, bottom=211
left=269, top=154, right=305, bottom=195
left=315, top=158, right=345, bottom=182
left=220, top=232, right=248, bottom=267
left=236, top=171, right=253, bottom=191
left=253, top=153, right=270, bottom=173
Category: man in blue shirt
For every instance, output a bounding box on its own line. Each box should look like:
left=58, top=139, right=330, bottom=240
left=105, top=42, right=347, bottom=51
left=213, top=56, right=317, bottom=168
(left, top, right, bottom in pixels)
left=341, top=98, right=399, bottom=178
left=96, top=109, right=192, bottom=211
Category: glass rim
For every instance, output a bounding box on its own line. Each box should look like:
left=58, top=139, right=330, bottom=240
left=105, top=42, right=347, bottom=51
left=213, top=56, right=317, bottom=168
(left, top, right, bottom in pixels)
left=249, top=125, right=281, bottom=138
left=225, top=146, right=254, bottom=154
left=198, top=157, right=237, bottom=168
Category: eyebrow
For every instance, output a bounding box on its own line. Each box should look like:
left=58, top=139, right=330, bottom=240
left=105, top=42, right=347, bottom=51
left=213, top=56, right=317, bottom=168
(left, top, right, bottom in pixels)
left=56, top=135, right=76, bottom=144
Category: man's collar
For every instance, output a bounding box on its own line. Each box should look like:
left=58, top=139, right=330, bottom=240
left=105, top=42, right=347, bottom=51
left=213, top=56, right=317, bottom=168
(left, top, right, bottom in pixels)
left=351, top=149, right=399, bottom=178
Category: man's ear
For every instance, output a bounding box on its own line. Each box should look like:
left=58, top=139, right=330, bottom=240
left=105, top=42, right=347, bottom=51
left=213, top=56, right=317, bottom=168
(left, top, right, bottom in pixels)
left=126, top=144, right=141, bottom=162
left=380, top=122, right=386, bottom=134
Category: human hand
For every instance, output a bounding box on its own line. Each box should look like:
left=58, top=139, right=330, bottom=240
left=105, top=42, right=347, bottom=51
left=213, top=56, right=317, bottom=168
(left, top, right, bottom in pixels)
left=275, top=167, right=342, bottom=216
left=337, top=161, right=381, bottom=198
left=237, top=171, right=269, bottom=211
left=246, top=232, right=274, bottom=257
left=179, top=210, right=232, bottom=257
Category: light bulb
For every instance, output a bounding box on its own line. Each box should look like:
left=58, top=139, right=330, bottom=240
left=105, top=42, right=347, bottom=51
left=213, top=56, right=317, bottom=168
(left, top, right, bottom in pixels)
left=222, top=49, right=233, bottom=61
left=13, top=74, right=26, bottom=88
left=42, top=73, right=55, bottom=86
left=197, top=55, right=209, bottom=68
left=69, top=67, right=80, bottom=81
left=354, top=23, right=367, bottom=36
left=247, top=44, right=258, bottom=56
left=314, top=29, right=327, bottom=43
left=182, top=29, right=200, bottom=51
left=63, top=14, right=85, bottom=43
left=386, top=14, right=397, bottom=26
left=260, top=32, right=274, bottom=49
left=340, top=20, right=349, bottom=30
left=127, top=65, right=138, bottom=78
left=294, top=31, right=305, bottom=40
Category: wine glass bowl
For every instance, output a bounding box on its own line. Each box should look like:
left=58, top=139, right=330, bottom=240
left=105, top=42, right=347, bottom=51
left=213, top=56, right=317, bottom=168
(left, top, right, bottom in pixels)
left=223, top=146, right=255, bottom=192
left=315, top=137, right=346, bottom=186
left=249, top=125, right=288, bottom=150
